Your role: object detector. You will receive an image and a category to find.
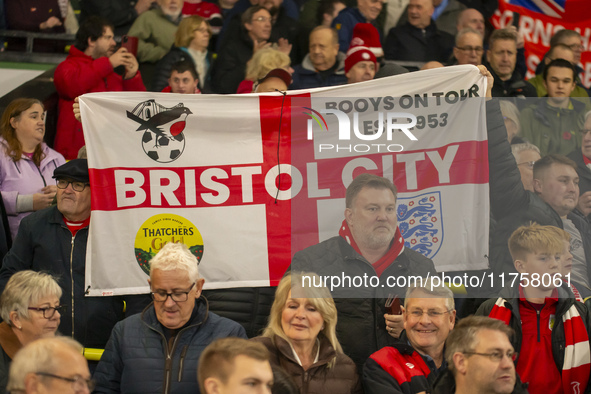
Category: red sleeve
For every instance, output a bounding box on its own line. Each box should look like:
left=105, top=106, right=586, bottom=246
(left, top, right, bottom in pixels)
left=54, top=56, right=115, bottom=99
left=122, top=71, right=147, bottom=92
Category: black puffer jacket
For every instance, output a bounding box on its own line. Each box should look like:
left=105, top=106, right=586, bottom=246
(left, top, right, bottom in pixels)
left=202, top=287, right=275, bottom=338
left=291, top=236, right=436, bottom=370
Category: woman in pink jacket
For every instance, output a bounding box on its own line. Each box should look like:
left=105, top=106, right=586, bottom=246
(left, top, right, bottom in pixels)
left=0, top=98, right=65, bottom=240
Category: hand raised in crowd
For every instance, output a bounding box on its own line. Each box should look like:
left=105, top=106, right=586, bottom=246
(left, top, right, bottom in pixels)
left=33, top=191, right=55, bottom=210
left=135, top=0, right=156, bottom=15
left=476, top=65, right=493, bottom=98
left=73, top=97, right=81, bottom=122
left=384, top=306, right=404, bottom=338
left=109, top=48, right=139, bottom=79
left=40, top=16, right=62, bottom=30
left=507, top=25, right=525, bottom=49
left=253, top=40, right=272, bottom=53
left=577, top=191, right=591, bottom=217
left=123, top=51, right=139, bottom=80
left=276, top=38, right=292, bottom=56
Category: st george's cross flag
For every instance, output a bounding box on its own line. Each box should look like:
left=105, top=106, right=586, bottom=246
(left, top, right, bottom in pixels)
left=80, top=65, right=488, bottom=296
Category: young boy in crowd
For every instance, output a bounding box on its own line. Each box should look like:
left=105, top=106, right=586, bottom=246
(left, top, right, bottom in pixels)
left=477, top=223, right=591, bottom=394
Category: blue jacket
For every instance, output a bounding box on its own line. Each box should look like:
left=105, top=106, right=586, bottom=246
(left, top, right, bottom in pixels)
left=332, top=7, right=375, bottom=54
left=290, top=52, right=347, bottom=91
left=93, top=297, right=247, bottom=394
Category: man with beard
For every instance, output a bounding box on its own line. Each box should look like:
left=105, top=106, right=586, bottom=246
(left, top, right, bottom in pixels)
left=520, top=59, right=590, bottom=156
left=291, top=173, right=436, bottom=370
left=53, top=16, right=145, bottom=159
left=128, top=0, right=184, bottom=63
left=290, top=26, right=347, bottom=89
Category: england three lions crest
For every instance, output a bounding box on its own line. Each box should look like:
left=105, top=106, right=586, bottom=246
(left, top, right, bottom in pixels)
left=126, top=100, right=192, bottom=163
left=397, top=191, right=443, bottom=259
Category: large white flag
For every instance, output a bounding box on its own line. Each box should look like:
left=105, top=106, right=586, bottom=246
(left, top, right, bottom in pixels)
left=81, top=65, right=488, bottom=296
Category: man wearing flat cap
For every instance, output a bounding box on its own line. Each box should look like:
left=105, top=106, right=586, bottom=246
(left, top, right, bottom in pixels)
left=0, top=159, right=144, bottom=351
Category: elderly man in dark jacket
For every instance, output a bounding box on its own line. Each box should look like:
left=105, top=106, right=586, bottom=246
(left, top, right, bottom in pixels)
left=93, top=242, right=246, bottom=393
left=291, top=173, right=436, bottom=370
left=0, top=160, right=147, bottom=350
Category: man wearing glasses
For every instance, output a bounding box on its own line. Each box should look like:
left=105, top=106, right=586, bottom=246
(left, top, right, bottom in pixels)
left=93, top=242, right=246, bottom=393
left=6, top=336, right=93, bottom=394
left=453, top=27, right=483, bottom=66
left=478, top=224, right=591, bottom=394
left=0, top=159, right=138, bottom=352
left=363, top=279, right=455, bottom=393
left=433, top=316, right=528, bottom=394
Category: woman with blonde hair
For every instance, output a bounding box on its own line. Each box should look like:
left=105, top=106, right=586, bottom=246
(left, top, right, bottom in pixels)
left=0, top=271, right=63, bottom=392
left=153, top=15, right=213, bottom=92
left=251, top=272, right=361, bottom=393
left=237, top=48, right=292, bottom=93
left=0, top=98, right=65, bottom=239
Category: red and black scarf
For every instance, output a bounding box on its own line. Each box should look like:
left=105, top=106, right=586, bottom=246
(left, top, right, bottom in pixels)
left=339, top=220, right=404, bottom=277
left=489, top=290, right=591, bottom=394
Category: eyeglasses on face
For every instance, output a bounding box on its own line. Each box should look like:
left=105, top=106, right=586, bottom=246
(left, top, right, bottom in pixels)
left=463, top=350, right=518, bottom=362
left=456, top=46, right=484, bottom=54
left=517, top=161, right=536, bottom=169
left=151, top=283, right=196, bottom=302
left=567, top=43, right=583, bottom=51
left=56, top=179, right=89, bottom=192
left=407, top=309, right=452, bottom=318
left=27, top=305, right=66, bottom=319
left=35, top=372, right=96, bottom=392
left=251, top=16, right=271, bottom=23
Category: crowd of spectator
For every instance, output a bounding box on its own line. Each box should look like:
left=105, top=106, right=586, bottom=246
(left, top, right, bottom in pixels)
left=0, top=0, right=591, bottom=393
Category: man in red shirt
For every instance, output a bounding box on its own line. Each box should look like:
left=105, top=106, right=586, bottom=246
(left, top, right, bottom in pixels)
left=53, top=16, right=146, bottom=159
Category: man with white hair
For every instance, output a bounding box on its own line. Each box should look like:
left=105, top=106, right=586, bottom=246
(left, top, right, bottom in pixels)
left=128, top=0, right=184, bottom=63
left=363, top=278, right=456, bottom=393
left=93, top=242, right=246, bottom=393
left=453, top=27, right=483, bottom=66
left=511, top=142, right=541, bottom=193
left=7, top=336, right=93, bottom=394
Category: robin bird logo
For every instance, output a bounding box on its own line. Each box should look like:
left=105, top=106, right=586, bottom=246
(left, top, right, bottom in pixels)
left=126, top=100, right=192, bottom=163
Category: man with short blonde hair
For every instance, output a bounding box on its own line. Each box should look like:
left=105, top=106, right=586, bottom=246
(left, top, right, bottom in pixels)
left=198, top=338, right=273, bottom=394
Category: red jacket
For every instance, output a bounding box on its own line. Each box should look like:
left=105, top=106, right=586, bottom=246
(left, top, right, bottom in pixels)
left=53, top=46, right=146, bottom=159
